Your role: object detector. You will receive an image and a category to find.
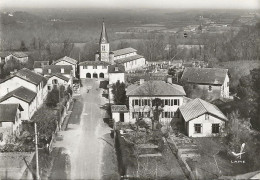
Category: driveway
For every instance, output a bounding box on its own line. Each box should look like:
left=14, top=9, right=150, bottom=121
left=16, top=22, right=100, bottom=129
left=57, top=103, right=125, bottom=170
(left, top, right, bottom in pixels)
left=51, top=79, right=118, bottom=179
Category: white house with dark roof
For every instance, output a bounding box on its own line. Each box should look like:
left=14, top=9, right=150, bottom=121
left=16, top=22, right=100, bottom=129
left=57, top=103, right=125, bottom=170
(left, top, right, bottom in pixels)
left=53, top=56, right=78, bottom=77
left=33, top=61, right=49, bottom=74
left=0, top=104, right=23, bottom=144
left=0, top=87, right=37, bottom=120
left=126, top=80, right=186, bottom=123
left=79, top=61, right=109, bottom=79
left=181, top=67, right=230, bottom=100
left=11, top=52, right=28, bottom=63
left=43, top=65, right=73, bottom=79
left=111, top=105, right=129, bottom=123
left=0, top=68, right=48, bottom=107
left=178, top=98, right=228, bottom=137
left=46, top=73, right=72, bottom=91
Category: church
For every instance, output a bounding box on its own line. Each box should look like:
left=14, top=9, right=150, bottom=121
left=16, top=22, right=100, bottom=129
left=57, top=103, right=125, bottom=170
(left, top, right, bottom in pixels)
left=79, top=21, right=146, bottom=79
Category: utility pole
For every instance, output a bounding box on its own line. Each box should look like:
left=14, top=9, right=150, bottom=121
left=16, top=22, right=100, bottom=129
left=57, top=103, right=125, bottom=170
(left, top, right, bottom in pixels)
left=34, top=122, right=40, bottom=180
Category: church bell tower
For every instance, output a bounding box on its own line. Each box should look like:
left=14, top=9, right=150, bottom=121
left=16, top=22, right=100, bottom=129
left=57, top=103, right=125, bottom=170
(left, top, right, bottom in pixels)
left=99, top=20, right=110, bottom=62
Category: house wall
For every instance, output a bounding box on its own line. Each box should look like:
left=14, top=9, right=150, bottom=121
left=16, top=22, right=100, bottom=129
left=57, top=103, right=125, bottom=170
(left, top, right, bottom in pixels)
left=187, top=114, right=226, bottom=137
left=128, top=96, right=184, bottom=124
left=0, top=77, right=37, bottom=98
left=112, top=112, right=130, bottom=123
left=47, top=76, right=70, bottom=91
left=113, top=52, right=137, bottom=60
left=108, top=73, right=125, bottom=84
left=79, top=65, right=108, bottom=79
left=34, top=68, right=43, bottom=74
left=0, top=97, right=35, bottom=120
left=13, top=56, right=28, bottom=63
left=54, top=61, right=77, bottom=77
left=123, top=57, right=146, bottom=71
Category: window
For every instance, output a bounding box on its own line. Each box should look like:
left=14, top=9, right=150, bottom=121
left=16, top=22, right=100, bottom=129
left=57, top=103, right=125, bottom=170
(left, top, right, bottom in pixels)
left=84, top=65, right=88, bottom=69
left=48, top=69, right=51, bottom=74
left=208, top=85, right=212, bottom=92
left=171, top=99, right=173, bottom=106
left=165, top=99, right=169, bottom=106
left=135, top=99, right=139, bottom=106
left=194, top=124, right=202, bottom=133
left=52, top=79, right=58, bottom=85
left=93, top=66, right=97, bottom=69
left=205, top=114, right=209, bottom=120
left=19, top=113, right=21, bottom=118
left=61, top=68, right=64, bottom=73
left=102, top=45, right=105, bottom=51
left=115, top=67, right=119, bottom=71
left=174, top=99, right=179, bottom=106
left=47, top=85, right=51, bottom=91
left=212, top=124, right=220, bottom=133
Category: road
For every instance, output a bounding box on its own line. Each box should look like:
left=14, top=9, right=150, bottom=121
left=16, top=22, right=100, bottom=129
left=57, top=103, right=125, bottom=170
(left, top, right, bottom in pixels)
left=51, top=79, right=118, bottom=179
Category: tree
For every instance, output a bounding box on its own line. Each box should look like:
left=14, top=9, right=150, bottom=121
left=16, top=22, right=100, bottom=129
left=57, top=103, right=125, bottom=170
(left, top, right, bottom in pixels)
left=112, top=81, right=127, bottom=105
left=20, top=40, right=28, bottom=51
left=46, top=88, right=59, bottom=108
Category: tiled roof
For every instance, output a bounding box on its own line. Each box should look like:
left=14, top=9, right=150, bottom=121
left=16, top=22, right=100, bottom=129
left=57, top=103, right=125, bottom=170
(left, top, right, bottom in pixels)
left=126, top=81, right=186, bottom=96
left=79, top=61, right=110, bottom=66
left=16, top=68, right=46, bottom=85
left=179, top=98, right=228, bottom=122
left=99, top=21, right=109, bottom=44
left=12, top=52, right=28, bottom=58
left=47, top=73, right=70, bottom=82
left=181, top=67, right=228, bottom=85
left=115, top=54, right=144, bottom=64
left=0, top=86, right=37, bottom=104
left=0, top=104, right=23, bottom=122
left=0, top=68, right=47, bottom=86
left=33, top=61, right=49, bottom=68
left=111, top=105, right=128, bottom=112
left=108, top=64, right=125, bottom=73
left=43, top=65, right=72, bottom=75
left=112, top=47, right=137, bottom=57
left=54, top=56, right=78, bottom=65
left=0, top=51, right=11, bottom=58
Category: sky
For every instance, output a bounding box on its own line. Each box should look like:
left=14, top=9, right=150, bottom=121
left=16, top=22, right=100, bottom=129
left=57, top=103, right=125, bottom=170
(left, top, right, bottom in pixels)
left=0, top=0, right=259, bottom=9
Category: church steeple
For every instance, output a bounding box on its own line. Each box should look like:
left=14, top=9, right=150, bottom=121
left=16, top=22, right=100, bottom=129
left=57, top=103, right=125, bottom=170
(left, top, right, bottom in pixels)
left=99, top=19, right=110, bottom=62
left=99, top=19, right=109, bottom=44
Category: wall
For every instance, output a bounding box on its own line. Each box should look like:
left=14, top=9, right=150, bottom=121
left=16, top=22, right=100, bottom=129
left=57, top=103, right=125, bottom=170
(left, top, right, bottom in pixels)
left=109, top=73, right=125, bottom=84
left=79, top=65, right=108, bottom=79
left=187, top=114, right=225, bottom=137
left=128, top=96, right=184, bottom=124
left=124, top=57, right=146, bottom=71
left=112, top=112, right=130, bottom=123
left=55, top=61, right=76, bottom=77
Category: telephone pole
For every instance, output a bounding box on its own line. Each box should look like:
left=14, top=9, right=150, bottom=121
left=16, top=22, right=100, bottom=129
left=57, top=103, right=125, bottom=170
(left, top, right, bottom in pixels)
left=34, top=122, right=40, bottom=180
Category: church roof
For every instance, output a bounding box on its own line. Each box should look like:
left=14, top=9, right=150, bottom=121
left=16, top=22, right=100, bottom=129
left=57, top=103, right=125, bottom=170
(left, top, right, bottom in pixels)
left=99, top=21, right=109, bottom=44
left=112, top=47, right=137, bottom=57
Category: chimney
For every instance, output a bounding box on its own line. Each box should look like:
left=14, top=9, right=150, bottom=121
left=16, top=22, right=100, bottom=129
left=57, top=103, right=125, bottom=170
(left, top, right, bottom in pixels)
left=109, top=52, right=114, bottom=64
left=95, top=52, right=99, bottom=61
left=140, top=79, right=145, bottom=85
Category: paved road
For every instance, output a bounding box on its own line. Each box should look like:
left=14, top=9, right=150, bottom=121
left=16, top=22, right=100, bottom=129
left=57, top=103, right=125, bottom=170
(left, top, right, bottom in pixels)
left=52, top=79, right=117, bottom=179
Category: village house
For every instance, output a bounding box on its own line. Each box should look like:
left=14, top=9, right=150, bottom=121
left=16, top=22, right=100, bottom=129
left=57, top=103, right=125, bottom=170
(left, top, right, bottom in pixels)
left=0, top=68, right=48, bottom=107
left=46, top=73, right=72, bottom=91
left=181, top=67, right=230, bottom=100
left=42, top=65, right=73, bottom=79
left=111, top=105, right=129, bottom=123
left=177, top=98, right=228, bottom=137
left=33, top=61, right=49, bottom=74
left=11, top=52, right=29, bottom=64
left=0, top=52, right=12, bottom=63
left=0, top=87, right=37, bottom=120
left=79, top=61, right=109, bottom=79
left=0, top=104, right=24, bottom=144
left=107, top=64, right=125, bottom=102
left=126, top=80, right=186, bottom=124
left=53, top=56, right=78, bottom=77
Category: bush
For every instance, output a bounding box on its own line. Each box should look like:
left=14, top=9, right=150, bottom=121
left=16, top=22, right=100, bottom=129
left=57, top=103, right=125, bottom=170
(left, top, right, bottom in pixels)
left=46, top=88, right=59, bottom=107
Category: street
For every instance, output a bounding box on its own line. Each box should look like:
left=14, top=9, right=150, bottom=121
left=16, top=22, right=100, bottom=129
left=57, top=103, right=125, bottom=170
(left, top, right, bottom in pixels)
left=50, top=79, right=118, bottom=179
